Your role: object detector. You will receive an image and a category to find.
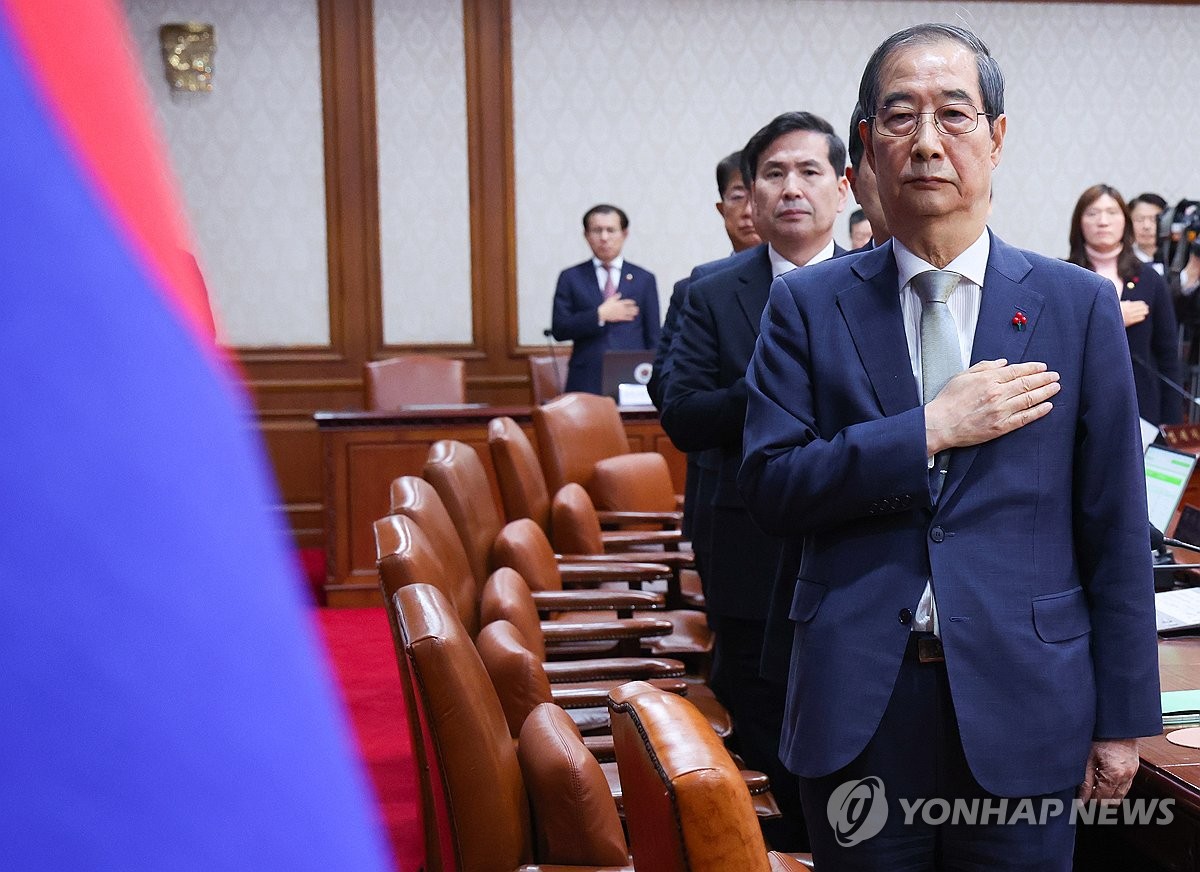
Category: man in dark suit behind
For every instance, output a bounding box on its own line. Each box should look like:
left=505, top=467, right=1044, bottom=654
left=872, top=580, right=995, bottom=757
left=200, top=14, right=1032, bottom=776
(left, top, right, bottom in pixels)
left=648, top=150, right=760, bottom=568
left=739, top=25, right=1160, bottom=869
left=660, top=111, right=850, bottom=850
left=551, top=204, right=659, bottom=395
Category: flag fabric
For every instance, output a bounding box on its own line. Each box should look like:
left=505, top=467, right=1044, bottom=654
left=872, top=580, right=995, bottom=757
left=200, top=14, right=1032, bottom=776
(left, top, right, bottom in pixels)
left=0, top=1, right=392, bottom=868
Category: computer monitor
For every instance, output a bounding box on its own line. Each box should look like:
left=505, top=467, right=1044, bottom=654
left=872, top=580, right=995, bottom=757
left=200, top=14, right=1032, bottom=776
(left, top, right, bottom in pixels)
left=1145, top=443, right=1198, bottom=534
left=600, top=349, right=654, bottom=403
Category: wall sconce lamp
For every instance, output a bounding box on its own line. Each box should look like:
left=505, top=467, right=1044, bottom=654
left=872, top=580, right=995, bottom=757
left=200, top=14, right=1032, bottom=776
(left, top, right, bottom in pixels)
left=160, top=22, right=215, bottom=92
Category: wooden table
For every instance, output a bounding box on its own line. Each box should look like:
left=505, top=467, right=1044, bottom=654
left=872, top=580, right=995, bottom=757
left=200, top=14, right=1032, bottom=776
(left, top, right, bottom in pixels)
left=315, top=405, right=684, bottom=606
left=1078, top=638, right=1200, bottom=869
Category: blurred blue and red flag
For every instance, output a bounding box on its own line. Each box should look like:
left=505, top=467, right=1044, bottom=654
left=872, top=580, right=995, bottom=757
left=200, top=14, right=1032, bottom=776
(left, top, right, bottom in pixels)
left=0, top=0, right=391, bottom=868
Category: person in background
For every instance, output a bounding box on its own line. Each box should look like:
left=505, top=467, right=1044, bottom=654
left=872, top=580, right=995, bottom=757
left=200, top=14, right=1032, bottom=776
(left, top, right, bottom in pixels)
left=551, top=204, right=660, bottom=394
left=1068, top=184, right=1181, bottom=424
left=845, top=103, right=890, bottom=250
left=848, top=208, right=873, bottom=250
left=662, top=111, right=850, bottom=851
left=649, top=151, right=760, bottom=578
left=1129, top=192, right=1168, bottom=270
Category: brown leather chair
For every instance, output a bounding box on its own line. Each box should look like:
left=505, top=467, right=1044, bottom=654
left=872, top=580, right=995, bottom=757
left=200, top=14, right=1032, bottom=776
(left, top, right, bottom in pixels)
left=609, top=681, right=816, bottom=872
left=380, top=487, right=669, bottom=656
left=493, top=518, right=713, bottom=663
left=533, top=392, right=680, bottom=515
left=423, top=439, right=509, bottom=587
left=489, top=415, right=684, bottom=552
left=423, top=439, right=670, bottom=599
left=364, top=354, right=466, bottom=410
left=528, top=352, right=569, bottom=405
left=390, top=583, right=633, bottom=872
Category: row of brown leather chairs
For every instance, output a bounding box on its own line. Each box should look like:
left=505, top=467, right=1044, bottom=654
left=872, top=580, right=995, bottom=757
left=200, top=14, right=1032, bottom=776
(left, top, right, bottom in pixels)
left=371, top=405, right=814, bottom=870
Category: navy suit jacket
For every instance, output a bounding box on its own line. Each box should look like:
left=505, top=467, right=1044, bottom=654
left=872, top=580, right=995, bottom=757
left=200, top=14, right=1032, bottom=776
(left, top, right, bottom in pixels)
left=1122, top=262, right=1182, bottom=425
left=739, top=234, right=1161, bottom=797
left=551, top=260, right=660, bottom=394
left=661, top=244, right=844, bottom=626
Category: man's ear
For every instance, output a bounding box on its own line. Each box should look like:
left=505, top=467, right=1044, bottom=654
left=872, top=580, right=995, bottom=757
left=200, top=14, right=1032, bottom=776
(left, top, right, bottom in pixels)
left=715, top=201, right=727, bottom=218
left=859, top=119, right=875, bottom=171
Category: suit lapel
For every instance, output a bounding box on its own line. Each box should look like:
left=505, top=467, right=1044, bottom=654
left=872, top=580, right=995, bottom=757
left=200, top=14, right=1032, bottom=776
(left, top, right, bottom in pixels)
left=837, top=242, right=921, bottom=417
left=733, top=248, right=774, bottom=338
left=940, top=234, right=1042, bottom=505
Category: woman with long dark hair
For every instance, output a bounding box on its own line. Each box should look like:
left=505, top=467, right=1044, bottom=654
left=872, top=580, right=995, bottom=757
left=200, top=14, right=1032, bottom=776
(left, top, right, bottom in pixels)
left=1068, top=184, right=1182, bottom=424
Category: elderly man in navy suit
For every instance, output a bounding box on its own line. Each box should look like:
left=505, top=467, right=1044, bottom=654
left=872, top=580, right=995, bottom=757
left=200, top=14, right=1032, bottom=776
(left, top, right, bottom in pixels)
left=661, top=111, right=849, bottom=850
left=551, top=204, right=660, bottom=395
left=740, top=24, right=1160, bottom=869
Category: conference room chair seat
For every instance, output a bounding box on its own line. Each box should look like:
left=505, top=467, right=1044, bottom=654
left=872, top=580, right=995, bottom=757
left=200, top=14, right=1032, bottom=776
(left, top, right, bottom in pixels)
left=364, top=354, right=466, bottom=410
left=533, top=392, right=684, bottom=521
left=488, top=415, right=684, bottom=550
left=527, top=352, right=569, bottom=405
left=609, top=681, right=816, bottom=872
left=493, top=518, right=713, bottom=667
left=389, top=582, right=633, bottom=872
left=477, top=619, right=779, bottom=823
left=550, top=482, right=705, bottom=612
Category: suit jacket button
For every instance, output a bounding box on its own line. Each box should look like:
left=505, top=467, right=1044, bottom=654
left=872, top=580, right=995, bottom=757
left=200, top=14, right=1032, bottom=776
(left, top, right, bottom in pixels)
left=899, top=608, right=913, bottom=625
left=930, top=526, right=945, bottom=543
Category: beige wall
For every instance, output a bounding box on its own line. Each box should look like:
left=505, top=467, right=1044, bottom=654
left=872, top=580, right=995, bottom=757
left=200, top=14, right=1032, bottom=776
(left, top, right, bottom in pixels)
left=124, top=1, right=1200, bottom=349
left=512, top=0, right=1200, bottom=344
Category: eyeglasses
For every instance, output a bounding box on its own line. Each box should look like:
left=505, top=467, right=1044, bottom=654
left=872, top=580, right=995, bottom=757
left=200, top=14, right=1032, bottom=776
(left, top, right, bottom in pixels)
left=871, top=103, right=990, bottom=137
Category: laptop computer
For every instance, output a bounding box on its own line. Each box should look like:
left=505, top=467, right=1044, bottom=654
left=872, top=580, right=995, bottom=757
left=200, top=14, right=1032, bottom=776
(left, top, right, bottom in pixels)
left=1145, top=443, right=1198, bottom=535
left=601, top=349, right=655, bottom=404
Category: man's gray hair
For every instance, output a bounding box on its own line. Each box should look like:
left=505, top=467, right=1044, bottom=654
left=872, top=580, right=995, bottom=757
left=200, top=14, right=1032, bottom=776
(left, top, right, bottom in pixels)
left=858, top=24, right=1004, bottom=131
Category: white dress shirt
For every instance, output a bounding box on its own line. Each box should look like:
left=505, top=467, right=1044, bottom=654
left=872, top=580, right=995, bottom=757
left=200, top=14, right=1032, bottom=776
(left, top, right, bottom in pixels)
left=894, top=229, right=990, bottom=634
left=768, top=239, right=835, bottom=279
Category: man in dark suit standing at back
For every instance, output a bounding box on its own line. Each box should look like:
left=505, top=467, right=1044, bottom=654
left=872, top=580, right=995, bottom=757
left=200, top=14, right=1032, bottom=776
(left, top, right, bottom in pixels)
left=660, top=111, right=849, bottom=850
left=551, top=204, right=660, bottom=395
left=740, top=24, right=1159, bottom=869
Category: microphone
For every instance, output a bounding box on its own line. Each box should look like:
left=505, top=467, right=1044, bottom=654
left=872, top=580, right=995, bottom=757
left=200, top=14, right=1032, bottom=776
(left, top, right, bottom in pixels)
left=541, top=328, right=565, bottom=399
left=1152, top=522, right=1200, bottom=555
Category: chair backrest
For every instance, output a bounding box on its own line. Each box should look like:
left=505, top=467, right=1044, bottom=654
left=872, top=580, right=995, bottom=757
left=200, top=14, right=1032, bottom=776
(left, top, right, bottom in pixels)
left=491, top=518, right=563, bottom=593
left=609, top=681, right=772, bottom=872
left=374, top=512, right=477, bottom=637
left=488, top=416, right=553, bottom=531
left=392, top=584, right=533, bottom=872
left=364, top=354, right=466, bottom=410
left=423, top=439, right=507, bottom=587
left=590, top=452, right=679, bottom=513
left=480, top=567, right=547, bottom=660
left=518, top=703, right=629, bottom=867
left=549, top=482, right=605, bottom=555
left=528, top=353, right=568, bottom=405
left=533, top=393, right=631, bottom=493
left=389, top=475, right=482, bottom=635
left=475, top=619, right=554, bottom=739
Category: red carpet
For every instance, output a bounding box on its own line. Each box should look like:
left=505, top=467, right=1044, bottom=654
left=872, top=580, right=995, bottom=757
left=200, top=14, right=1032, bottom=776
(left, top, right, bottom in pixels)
left=316, top=606, right=422, bottom=871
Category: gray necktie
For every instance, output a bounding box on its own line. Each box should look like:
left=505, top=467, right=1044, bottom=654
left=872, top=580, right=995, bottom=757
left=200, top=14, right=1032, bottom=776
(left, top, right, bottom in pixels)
left=913, top=269, right=963, bottom=501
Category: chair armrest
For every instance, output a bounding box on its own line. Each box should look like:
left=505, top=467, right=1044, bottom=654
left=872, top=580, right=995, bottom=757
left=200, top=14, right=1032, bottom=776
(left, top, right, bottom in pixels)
left=558, top=561, right=671, bottom=586
left=595, top=509, right=682, bottom=530
left=549, top=676, right=688, bottom=697
left=530, top=589, right=664, bottom=613
left=563, top=550, right=693, bottom=569
left=543, top=656, right=687, bottom=683
left=600, top=528, right=684, bottom=550
left=582, top=734, right=616, bottom=763
left=541, top=618, right=672, bottom=644
left=768, top=854, right=816, bottom=871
